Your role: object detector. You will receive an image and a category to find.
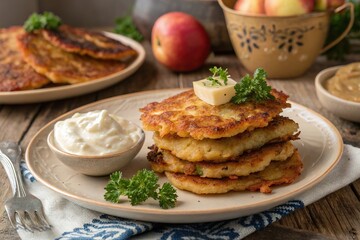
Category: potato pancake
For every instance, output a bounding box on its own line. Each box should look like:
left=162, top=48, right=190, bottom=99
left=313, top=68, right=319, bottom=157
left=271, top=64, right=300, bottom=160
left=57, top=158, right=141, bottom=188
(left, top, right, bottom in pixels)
left=165, top=149, right=303, bottom=194
left=0, top=26, right=50, bottom=91
left=153, top=116, right=299, bottom=162
left=140, top=89, right=290, bottom=140
left=41, top=25, right=137, bottom=61
left=149, top=141, right=295, bottom=178
left=17, top=32, right=128, bottom=84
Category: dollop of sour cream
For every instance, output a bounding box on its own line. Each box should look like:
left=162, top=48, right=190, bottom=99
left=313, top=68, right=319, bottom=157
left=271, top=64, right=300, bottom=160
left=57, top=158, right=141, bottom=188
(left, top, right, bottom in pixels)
left=53, top=110, right=142, bottom=156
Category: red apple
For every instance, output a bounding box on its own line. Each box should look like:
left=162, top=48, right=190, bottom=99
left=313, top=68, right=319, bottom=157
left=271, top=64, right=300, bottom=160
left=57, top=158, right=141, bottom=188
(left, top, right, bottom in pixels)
left=234, top=0, right=266, bottom=15
left=314, top=0, right=345, bottom=11
left=265, top=0, right=315, bottom=16
left=151, top=12, right=211, bottom=72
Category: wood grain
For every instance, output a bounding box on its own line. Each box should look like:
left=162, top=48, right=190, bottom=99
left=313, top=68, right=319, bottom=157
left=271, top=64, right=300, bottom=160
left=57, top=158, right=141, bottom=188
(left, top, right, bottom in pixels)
left=246, top=225, right=335, bottom=240
left=0, top=42, right=359, bottom=240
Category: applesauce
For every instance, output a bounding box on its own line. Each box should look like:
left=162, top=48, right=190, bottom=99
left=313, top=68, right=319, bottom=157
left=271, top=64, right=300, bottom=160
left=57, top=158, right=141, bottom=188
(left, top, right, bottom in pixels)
left=325, top=64, right=360, bottom=103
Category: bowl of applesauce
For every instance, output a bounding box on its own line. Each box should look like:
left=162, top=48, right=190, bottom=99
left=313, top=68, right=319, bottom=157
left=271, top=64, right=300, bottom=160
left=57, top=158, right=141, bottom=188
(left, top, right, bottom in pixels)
left=315, top=64, right=360, bottom=123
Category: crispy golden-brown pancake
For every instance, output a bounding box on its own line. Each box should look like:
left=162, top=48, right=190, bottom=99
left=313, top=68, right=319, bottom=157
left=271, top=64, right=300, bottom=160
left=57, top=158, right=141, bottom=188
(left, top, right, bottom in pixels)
left=41, top=25, right=137, bottom=61
left=165, top=149, right=303, bottom=194
left=153, top=116, right=299, bottom=162
left=17, top=32, right=128, bottom=84
left=149, top=141, right=295, bottom=178
left=0, top=26, right=50, bottom=91
left=140, top=89, right=290, bottom=140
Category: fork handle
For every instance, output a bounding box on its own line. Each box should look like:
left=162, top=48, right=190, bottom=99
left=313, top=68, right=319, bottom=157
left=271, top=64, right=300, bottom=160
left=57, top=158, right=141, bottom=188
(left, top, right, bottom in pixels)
left=0, top=142, right=26, bottom=198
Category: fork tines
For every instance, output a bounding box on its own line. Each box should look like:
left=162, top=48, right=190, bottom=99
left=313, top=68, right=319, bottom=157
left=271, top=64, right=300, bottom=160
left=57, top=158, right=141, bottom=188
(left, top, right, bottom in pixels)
left=5, top=196, right=52, bottom=232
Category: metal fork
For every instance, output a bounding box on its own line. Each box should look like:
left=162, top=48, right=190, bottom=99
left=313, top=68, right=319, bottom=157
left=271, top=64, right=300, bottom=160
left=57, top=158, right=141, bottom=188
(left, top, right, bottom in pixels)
left=0, top=141, right=51, bottom=232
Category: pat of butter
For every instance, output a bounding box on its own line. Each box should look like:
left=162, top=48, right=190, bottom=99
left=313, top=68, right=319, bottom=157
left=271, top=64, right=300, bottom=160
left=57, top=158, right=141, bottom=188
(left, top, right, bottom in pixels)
left=193, top=78, right=237, bottom=106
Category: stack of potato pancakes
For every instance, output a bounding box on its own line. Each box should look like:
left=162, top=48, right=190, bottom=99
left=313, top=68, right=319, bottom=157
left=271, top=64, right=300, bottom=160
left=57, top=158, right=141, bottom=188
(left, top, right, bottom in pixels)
left=140, top=89, right=303, bottom=194
left=0, top=25, right=137, bottom=91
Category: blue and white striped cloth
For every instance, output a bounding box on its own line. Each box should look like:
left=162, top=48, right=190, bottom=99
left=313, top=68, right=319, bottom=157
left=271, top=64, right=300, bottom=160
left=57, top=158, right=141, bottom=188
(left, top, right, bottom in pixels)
left=15, top=144, right=360, bottom=240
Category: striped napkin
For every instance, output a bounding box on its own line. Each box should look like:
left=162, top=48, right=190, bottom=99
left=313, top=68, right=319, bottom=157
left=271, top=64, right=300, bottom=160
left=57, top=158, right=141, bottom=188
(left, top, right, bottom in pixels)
left=11, top=144, right=360, bottom=240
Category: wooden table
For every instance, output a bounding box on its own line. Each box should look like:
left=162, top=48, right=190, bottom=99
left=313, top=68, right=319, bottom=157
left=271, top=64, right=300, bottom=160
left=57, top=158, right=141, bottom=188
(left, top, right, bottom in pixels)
left=0, top=41, right=359, bottom=240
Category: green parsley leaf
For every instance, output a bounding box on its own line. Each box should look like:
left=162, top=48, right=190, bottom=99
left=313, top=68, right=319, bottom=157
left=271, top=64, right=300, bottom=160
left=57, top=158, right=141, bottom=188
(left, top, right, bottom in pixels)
left=207, top=66, right=230, bottom=86
left=104, top=171, right=130, bottom=203
left=114, top=16, right=144, bottom=42
left=158, top=183, right=178, bottom=209
left=24, top=12, right=62, bottom=32
left=231, top=68, right=274, bottom=104
left=126, top=169, right=159, bottom=205
left=104, top=169, right=178, bottom=209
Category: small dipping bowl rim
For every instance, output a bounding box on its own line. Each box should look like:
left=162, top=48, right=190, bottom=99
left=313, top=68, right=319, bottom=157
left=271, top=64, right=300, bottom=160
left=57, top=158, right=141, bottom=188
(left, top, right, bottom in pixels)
left=47, top=127, right=145, bottom=160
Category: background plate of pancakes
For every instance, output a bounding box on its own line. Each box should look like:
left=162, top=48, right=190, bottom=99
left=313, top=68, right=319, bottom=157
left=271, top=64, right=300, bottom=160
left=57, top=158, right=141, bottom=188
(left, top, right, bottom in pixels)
left=0, top=32, right=145, bottom=104
left=26, top=89, right=343, bottom=223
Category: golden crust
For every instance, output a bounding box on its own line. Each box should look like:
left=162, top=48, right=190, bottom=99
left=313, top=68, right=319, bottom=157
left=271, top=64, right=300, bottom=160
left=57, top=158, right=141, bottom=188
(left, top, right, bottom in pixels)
left=165, top=149, right=303, bottom=194
left=149, top=141, right=295, bottom=178
left=17, top=32, right=128, bottom=84
left=41, top=25, right=138, bottom=61
left=153, top=116, right=299, bottom=162
left=0, top=26, right=50, bottom=91
left=140, top=89, right=290, bottom=140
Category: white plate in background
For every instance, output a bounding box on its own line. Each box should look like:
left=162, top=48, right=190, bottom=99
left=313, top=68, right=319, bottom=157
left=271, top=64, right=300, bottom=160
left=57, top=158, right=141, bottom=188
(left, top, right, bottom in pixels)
left=0, top=32, right=145, bottom=104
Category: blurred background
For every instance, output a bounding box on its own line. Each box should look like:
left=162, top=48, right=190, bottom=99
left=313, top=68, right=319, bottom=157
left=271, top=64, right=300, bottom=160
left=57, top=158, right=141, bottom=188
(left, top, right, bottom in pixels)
left=0, top=0, right=358, bottom=60
left=0, top=0, right=233, bottom=53
left=0, top=0, right=134, bottom=28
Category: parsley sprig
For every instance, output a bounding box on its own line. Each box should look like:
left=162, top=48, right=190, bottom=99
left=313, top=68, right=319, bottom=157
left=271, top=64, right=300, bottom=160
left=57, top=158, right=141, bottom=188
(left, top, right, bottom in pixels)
left=104, top=169, right=177, bottom=209
left=24, top=12, right=62, bottom=32
left=231, top=68, right=274, bottom=104
left=114, top=16, right=144, bottom=42
left=207, top=66, right=230, bottom=86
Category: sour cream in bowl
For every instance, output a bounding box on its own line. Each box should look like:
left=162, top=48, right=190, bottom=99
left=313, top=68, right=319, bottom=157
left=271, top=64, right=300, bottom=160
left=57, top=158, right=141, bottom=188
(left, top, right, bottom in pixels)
left=47, top=110, right=145, bottom=176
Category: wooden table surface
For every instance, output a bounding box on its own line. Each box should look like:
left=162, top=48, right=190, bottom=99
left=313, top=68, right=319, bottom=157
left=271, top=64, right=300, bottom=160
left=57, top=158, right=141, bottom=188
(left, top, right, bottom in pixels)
left=0, top=41, right=359, bottom=240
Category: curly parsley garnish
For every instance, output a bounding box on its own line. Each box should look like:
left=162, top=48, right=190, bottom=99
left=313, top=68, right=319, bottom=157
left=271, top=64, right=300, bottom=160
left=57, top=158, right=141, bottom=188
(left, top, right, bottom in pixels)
left=24, top=12, right=62, bottom=32
left=104, top=169, right=177, bottom=209
left=206, top=66, right=230, bottom=86
left=114, top=16, right=144, bottom=42
left=231, top=68, right=274, bottom=104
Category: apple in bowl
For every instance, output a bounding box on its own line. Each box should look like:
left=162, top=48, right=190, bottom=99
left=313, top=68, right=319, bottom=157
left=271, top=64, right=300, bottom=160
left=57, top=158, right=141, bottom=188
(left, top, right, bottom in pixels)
left=233, top=0, right=345, bottom=15
left=151, top=12, right=211, bottom=72
left=315, top=0, right=345, bottom=10
left=234, top=0, right=265, bottom=14
left=264, top=0, right=314, bottom=16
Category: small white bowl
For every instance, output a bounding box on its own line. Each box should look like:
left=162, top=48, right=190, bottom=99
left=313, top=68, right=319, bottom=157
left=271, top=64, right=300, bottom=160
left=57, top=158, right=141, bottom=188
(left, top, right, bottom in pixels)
left=315, top=66, right=360, bottom=122
left=47, top=129, right=145, bottom=176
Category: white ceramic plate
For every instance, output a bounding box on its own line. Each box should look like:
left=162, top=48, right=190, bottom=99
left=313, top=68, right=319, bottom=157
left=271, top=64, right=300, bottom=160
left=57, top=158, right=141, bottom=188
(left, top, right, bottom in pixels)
left=0, top=32, right=145, bottom=104
left=25, top=89, right=343, bottom=223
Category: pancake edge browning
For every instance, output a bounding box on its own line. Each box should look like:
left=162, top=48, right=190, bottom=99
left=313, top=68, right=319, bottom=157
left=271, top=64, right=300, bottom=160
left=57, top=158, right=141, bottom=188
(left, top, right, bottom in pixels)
left=140, top=89, right=290, bottom=140
left=149, top=141, right=295, bottom=178
left=41, top=25, right=138, bottom=61
left=153, top=116, right=299, bottom=162
left=17, top=32, right=128, bottom=84
left=165, top=149, right=303, bottom=194
left=0, top=26, right=50, bottom=91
